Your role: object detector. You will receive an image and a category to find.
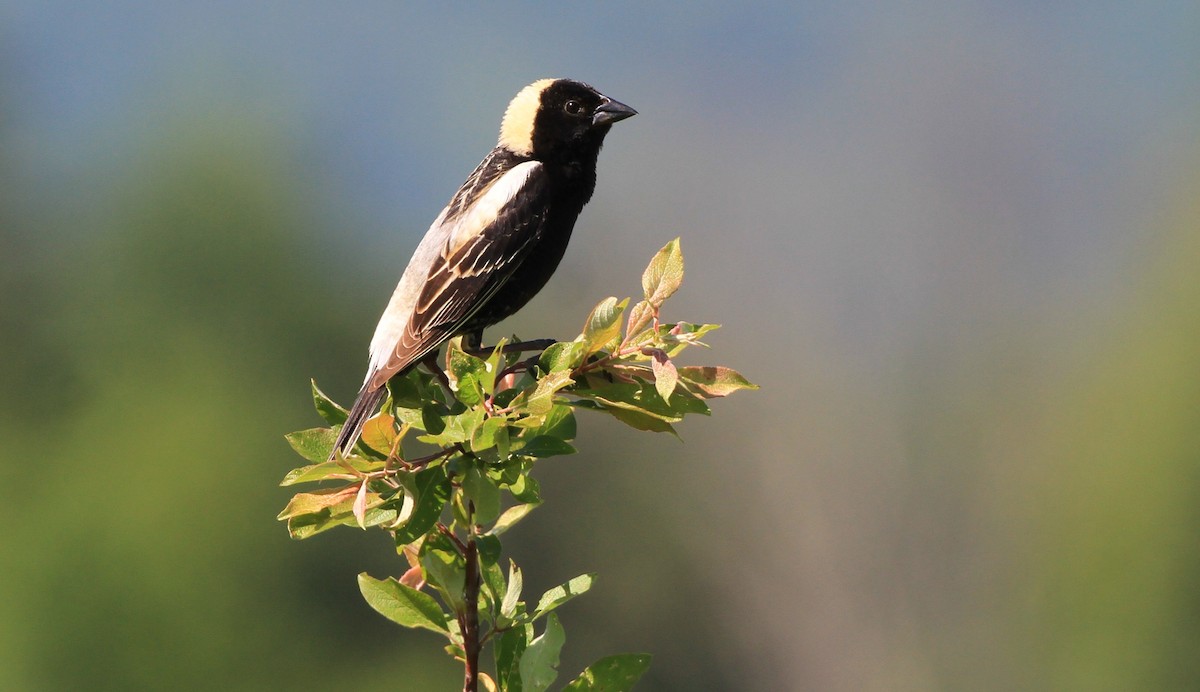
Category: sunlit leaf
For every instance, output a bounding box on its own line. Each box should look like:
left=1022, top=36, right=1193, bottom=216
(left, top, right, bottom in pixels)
left=605, top=406, right=679, bottom=436
left=516, top=370, right=574, bottom=416
left=580, top=296, right=628, bottom=355
left=641, top=237, right=684, bottom=308
left=421, top=531, right=466, bottom=608
left=418, top=408, right=484, bottom=446
left=470, top=416, right=510, bottom=455
left=573, top=381, right=708, bottom=422
left=463, top=467, right=501, bottom=525
left=648, top=349, right=678, bottom=402
left=532, top=573, right=595, bottom=621
left=360, top=413, right=397, bottom=455
left=481, top=558, right=507, bottom=613
left=311, top=379, right=348, bottom=426
left=352, top=480, right=371, bottom=528
left=537, top=403, right=577, bottom=441
left=392, top=466, right=451, bottom=545
left=539, top=340, right=587, bottom=374
left=501, top=560, right=523, bottom=620
left=487, top=502, right=540, bottom=537
left=447, top=339, right=488, bottom=406
left=520, top=613, right=565, bottom=692
left=676, top=365, right=759, bottom=398
left=495, top=624, right=530, bottom=691
left=509, top=474, right=542, bottom=504
left=280, top=457, right=384, bottom=486
left=357, top=573, right=450, bottom=634
left=562, top=654, right=653, bottom=691
left=625, top=300, right=655, bottom=339
left=285, top=427, right=337, bottom=463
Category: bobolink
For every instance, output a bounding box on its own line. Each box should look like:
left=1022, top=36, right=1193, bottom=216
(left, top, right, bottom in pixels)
left=329, top=78, right=636, bottom=461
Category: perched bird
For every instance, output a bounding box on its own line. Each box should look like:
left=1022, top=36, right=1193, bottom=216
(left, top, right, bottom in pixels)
left=329, top=78, right=636, bottom=461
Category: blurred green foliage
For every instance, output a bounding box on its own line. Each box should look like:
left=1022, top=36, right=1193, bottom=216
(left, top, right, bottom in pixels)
left=0, top=120, right=464, bottom=689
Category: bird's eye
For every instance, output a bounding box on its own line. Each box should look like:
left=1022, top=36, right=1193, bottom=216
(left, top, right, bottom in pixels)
left=563, top=99, right=584, bottom=116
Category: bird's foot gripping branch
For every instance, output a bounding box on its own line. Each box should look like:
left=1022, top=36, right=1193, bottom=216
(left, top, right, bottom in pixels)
left=278, top=239, right=756, bottom=692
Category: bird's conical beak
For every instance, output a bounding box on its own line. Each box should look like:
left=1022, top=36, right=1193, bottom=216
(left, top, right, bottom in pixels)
left=592, top=98, right=637, bottom=126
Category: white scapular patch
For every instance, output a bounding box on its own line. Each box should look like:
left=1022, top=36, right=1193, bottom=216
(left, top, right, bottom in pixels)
left=498, top=78, right=556, bottom=156
left=444, top=161, right=540, bottom=257
left=363, top=161, right=542, bottom=380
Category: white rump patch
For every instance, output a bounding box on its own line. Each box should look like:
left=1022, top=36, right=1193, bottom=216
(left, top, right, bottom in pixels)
left=498, top=78, right=557, bottom=155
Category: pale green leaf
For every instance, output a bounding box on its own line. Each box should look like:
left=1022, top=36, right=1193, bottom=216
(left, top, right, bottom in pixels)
left=562, top=654, right=653, bottom=692
left=533, top=573, right=595, bottom=621
left=520, top=613, right=565, bottom=692
left=285, top=427, right=337, bottom=463
left=357, top=573, right=450, bottom=634
left=641, top=238, right=684, bottom=308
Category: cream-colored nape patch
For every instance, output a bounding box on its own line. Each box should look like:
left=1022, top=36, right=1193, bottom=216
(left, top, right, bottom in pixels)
left=498, top=78, right=557, bottom=156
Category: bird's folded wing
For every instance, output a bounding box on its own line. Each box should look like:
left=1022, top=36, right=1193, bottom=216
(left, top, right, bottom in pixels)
left=365, top=161, right=547, bottom=390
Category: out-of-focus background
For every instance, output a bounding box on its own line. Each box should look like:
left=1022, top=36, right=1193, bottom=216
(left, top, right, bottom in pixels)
left=2, top=3, right=1198, bottom=690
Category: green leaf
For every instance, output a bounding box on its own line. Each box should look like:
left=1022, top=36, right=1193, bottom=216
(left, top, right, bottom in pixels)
left=676, top=366, right=759, bottom=398
left=539, top=340, right=587, bottom=374
left=392, top=466, right=451, bottom=546
left=537, top=403, right=577, bottom=441
left=573, top=381, right=709, bottom=422
left=532, top=573, right=595, bottom=621
left=420, top=532, right=466, bottom=608
left=580, top=297, right=628, bottom=355
left=481, top=559, right=507, bottom=612
left=388, top=368, right=443, bottom=409
left=279, top=486, right=399, bottom=539
left=517, top=370, right=575, bottom=416
left=562, top=654, right=653, bottom=692
left=277, top=486, right=356, bottom=520
left=519, top=613, right=565, bottom=692
left=641, top=237, right=684, bottom=308
left=495, top=624, right=530, bottom=691
left=487, top=502, right=539, bottom=537
left=280, top=457, right=384, bottom=486
left=285, top=427, right=337, bottom=463
left=509, top=474, right=542, bottom=504
left=448, top=340, right=489, bottom=406
left=311, top=380, right=348, bottom=426
left=463, top=467, right=501, bottom=525
left=604, top=406, right=679, bottom=436
left=518, top=436, right=577, bottom=458
left=357, top=573, right=450, bottom=634
left=470, top=416, right=510, bottom=455
left=476, top=533, right=502, bottom=566
left=418, top=408, right=485, bottom=446
left=482, top=338, right=509, bottom=397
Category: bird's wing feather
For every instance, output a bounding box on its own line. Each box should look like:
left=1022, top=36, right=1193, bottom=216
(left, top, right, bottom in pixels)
left=364, top=160, right=547, bottom=390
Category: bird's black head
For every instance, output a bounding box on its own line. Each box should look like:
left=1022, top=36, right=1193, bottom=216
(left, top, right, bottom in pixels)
left=499, top=79, right=636, bottom=164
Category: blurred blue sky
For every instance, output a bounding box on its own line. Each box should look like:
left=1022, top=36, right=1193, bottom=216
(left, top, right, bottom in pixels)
left=6, top=3, right=1197, bottom=365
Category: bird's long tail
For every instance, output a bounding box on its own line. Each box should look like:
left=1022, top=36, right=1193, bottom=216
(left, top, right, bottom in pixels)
left=329, top=384, right=388, bottom=462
